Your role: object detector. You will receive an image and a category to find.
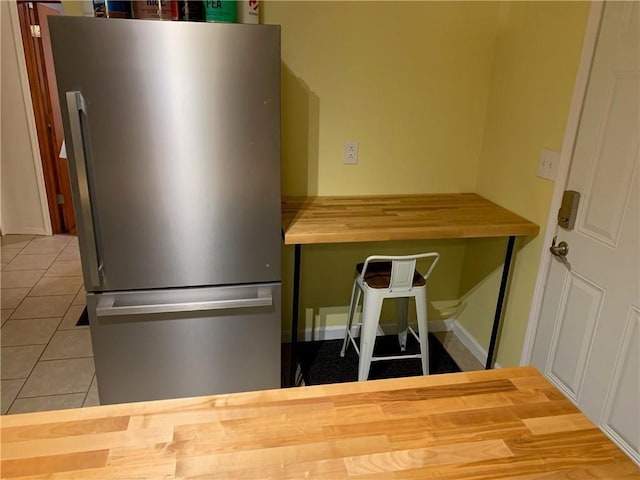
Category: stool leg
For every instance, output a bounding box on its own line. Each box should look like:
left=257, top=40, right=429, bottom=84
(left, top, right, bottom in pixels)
left=396, top=297, right=409, bottom=351
left=341, top=281, right=360, bottom=357
left=415, top=291, right=429, bottom=375
left=358, top=292, right=383, bottom=381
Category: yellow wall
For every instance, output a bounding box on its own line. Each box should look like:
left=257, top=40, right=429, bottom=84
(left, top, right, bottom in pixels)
left=457, top=1, right=590, bottom=366
left=264, top=1, right=502, bottom=337
left=266, top=1, right=500, bottom=196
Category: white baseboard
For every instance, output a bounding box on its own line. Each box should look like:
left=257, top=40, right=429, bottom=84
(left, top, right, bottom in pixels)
left=426, top=319, right=455, bottom=333
left=282, top=308, right=499, bottom=369
left=1, top=226, right=48, bottom=236
left=282, top=318, right=455, bottom=343
left=451, top=321, right=501, bottom=369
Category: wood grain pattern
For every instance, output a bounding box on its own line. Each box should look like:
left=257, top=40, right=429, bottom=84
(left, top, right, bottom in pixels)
left=1, top=367, right=637, bottom=479
left=282, top=194, right=540, bottom=245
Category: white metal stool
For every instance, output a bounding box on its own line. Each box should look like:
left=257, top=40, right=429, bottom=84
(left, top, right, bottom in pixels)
left=340, top=252, right=439, bottom=381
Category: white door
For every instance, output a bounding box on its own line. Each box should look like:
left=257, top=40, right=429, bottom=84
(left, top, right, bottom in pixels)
left=531, top=1, right=639, bottom=464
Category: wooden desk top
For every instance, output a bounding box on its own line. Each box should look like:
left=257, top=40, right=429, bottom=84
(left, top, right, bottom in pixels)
left=1, top=367, right=637, bottom=479
left=282, top=193, right=540, bottom=245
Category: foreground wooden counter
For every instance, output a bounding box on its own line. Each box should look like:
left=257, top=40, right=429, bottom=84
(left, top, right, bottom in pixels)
left=2, top=367, right=637, bottom=479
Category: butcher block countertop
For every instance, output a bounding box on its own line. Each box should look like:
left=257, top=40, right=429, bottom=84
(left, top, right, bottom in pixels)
left=1, top=367, right=638, bottom=479
left=282, top=193, right=540, bottom=245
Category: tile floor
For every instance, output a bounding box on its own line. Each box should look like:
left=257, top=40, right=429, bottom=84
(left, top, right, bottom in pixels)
left=1, top=234, right=98, bottom=415
left=1, top=234, right=482, bottom=415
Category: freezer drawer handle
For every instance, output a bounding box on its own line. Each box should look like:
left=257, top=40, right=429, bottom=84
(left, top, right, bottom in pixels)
left=95, top=288, right=273, bottom=317
left=66, top=91, right=102, bottom=288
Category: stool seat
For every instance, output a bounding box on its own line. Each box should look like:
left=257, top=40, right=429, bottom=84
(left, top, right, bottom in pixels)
left=356, top=262, right=426, bottom=288
left=341, top=252, right=440, bottom=381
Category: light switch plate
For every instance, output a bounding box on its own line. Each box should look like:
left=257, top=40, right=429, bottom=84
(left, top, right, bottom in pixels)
left=537, top=149, right=559, bottom=181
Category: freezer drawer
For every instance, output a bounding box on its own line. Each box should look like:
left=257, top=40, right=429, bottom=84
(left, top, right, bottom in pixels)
left=87, top=283, right=281, bottom=404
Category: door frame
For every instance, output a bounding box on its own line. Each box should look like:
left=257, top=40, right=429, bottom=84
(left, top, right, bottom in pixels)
left=3, top=0, right=52, bottom=236
left=520, top=1, right=605, bottom=365
left=14, top=0, right=73, bottom=234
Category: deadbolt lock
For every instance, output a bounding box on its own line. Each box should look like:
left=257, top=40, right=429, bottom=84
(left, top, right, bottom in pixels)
left=558, top=190, right=580, bottom=229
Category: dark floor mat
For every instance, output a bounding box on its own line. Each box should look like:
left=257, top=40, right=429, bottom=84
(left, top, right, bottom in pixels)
left=75, top=306, right=89, bottom=326
left=298, top=333, right=460, bottom=385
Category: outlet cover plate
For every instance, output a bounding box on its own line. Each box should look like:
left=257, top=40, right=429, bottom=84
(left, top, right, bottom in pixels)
left=344, top=142, right=359, bottom=165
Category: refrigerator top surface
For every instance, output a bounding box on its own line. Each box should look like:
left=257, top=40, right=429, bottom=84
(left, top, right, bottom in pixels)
left=49, top=17, right=282, bottom=292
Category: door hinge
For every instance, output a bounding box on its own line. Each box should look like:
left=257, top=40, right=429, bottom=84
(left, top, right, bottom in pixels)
left=56, top=194, right=65, bottom=205
left=30, top=25, right=41, bottom=38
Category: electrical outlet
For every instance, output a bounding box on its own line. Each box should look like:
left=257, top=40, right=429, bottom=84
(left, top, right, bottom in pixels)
left=537, top=149, right=559, bottom=181
left=344, top=142, right=359, bottom=165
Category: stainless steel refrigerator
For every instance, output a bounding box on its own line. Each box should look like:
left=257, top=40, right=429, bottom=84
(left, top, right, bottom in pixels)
left=49, top=17, right=281, bottom=404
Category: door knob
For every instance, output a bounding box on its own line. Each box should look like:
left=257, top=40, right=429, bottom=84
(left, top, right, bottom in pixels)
left=550, top=236, right=569, bottom=257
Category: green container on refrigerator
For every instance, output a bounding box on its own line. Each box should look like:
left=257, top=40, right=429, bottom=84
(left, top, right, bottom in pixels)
left=204, top=0, right=237, bottom=23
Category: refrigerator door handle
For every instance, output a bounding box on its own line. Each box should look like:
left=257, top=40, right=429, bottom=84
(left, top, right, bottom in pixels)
left=95, top=287, right=273, bottom=317
left=66, top=91, right=102, bottom=288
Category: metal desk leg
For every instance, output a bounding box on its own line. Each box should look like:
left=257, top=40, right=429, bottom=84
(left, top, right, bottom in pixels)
left=290, top=244, right=301, bottom=386
left=485, top=236, right=515, bottom=369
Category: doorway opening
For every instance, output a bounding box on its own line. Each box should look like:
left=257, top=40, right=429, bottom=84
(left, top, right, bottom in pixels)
left=16, top=0, right=76, bottom=234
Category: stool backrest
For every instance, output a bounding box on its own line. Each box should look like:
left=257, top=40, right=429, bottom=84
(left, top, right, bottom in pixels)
left=360, top=252, right=440, bottom=292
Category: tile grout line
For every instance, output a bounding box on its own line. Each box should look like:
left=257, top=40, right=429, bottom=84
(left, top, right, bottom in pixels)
left=0, top=236, right=29, bottom=261
left=1, top=236, right=34, bottom=296
left=4, top=236, right=86, bottom=414
left=4, top=234, right=78, bottom=319
left=2, top=238, right=36, bottom=414
left=35, top=355, right=94, bottom=362
left=8, top=351, right=94, bottom=412
left=10, top=391, right=91, bottom=401
left=81, top=374, right=96, bottom=407
left=0, top=243, right=25, bottom=276
left=3, top=235, right=58, bottom=316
